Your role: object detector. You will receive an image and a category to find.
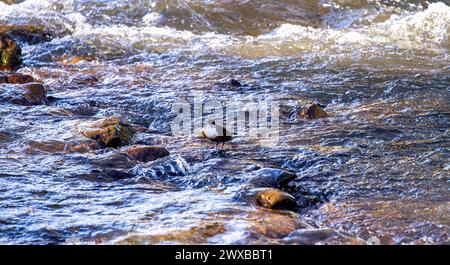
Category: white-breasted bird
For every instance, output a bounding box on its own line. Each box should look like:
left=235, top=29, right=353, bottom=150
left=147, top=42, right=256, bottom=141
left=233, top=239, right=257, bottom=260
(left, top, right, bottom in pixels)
left=200, top=119, right=233, bottom=148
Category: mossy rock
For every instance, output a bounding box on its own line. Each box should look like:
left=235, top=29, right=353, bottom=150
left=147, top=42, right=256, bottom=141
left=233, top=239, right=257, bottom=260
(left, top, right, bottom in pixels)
left=82, top=116, right=136, bottom=148
left=0, top=33, right=22, bottom=71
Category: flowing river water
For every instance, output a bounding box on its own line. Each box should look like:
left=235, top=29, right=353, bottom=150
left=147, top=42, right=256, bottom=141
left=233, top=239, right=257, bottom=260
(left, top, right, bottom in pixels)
left=0, top=0, right=449, bottom=244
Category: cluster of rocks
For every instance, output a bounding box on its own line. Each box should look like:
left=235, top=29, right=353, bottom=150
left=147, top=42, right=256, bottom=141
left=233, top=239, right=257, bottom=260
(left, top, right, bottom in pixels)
left=1, top=19, right=337, bottom=242
left=253, top=104, right=328, bottom=209
left=242, top=168, right=299, bottom=211
left=81, top=116, right=170, bottom=163
left=0, top=28, right=172, bottom=171
left=0, top=20, right=54, bottom=71
left=213, top=80, right=335, bottom=240
left=0, top=24, right=55, bottom=105
left=201, top=81, right=331, bottom=210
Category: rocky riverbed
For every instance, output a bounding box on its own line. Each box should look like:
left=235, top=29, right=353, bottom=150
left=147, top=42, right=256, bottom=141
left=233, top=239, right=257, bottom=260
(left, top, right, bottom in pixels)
left=0, top=0, right=449, bottom=245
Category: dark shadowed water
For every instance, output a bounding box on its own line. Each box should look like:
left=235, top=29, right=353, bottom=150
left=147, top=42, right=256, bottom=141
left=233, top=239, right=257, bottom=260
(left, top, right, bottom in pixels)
left=0, top=0, right=449, bottom=244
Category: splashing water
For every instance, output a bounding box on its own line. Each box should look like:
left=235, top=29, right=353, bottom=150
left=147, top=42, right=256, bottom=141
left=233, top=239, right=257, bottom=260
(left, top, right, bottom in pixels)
left=0, top=0, right=449, bottom=244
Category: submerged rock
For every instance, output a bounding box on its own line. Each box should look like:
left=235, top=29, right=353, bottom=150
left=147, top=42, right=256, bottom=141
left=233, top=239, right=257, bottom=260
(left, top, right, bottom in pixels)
left=0, top=131, right=14, bottom=142
left=72, top=140, right=101, bottom=153
left=249, top=168, right=297, bottom=188
left=214, top=78, right=244, bottom=88
left=0, top=33, right=22, bottom=71
left=27, top=139, right=99, bottom=154
left=250, top=211, right=310, bottom=238
left=229, top=78, right=241, bottom=87
left=118, top=221, right=226, bottom=244
left=69, top=73, right=100, bottom=86
left=88, top=169, right=135, bottom=181
left=134, top=155, right=190, bottom=181
left=0, top=25, right=52, bottom=44
left=283, top=228, right=365, bottom=245
left=0, top=82, right=47, bottom=105
left=0, top=73, right=38, bottom=108
left=0, top=73, right=35, bottom=84
left=91, top=152, right=139, bottom=169
left=21, top=83, right=46, bottom=104
left=299, top=103, right=329, bottom=119
left=255, top=188, right=297, bottom=210
left=124, top=145, right=170, bottom=163
left=82, top=116, right=136, bottom=148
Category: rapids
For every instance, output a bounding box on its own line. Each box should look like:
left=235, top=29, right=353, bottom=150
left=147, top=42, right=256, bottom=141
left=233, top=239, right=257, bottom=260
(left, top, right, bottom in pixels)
left=0, top=0, right=448, bottom=244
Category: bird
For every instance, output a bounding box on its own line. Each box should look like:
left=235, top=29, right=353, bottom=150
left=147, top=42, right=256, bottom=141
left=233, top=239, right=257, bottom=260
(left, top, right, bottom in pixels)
left=200, top=119, right=233, bottom=148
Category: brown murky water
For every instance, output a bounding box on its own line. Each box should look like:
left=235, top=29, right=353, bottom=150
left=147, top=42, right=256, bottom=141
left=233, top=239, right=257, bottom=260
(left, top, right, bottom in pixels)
left=0, top=0, right=449, bottom=244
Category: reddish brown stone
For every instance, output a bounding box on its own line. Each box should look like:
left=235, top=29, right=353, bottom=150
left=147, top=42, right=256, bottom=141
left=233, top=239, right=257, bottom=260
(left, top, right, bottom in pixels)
left=125, top=145, right=170, bottom=163
left=3, top=73, right=35, bottom=84
left=250, top=211, right=307, bottom=238
left=299, top=103, right=329, bottom=119
left=256, top=188, right=297, bottom=210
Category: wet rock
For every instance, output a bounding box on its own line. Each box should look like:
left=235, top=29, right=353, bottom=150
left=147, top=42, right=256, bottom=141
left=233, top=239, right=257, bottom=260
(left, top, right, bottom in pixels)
left=82, top=125, right=135, bottom=148
left=0, top=25, right=52, bottom=44
left=124, top=145, right=170, bottom=163
left=88, top=169, right=135, bottom=181
left=27, top=139, right=99, bottom=154
left=91, top=152, right=139, bottom=169
left=249, top=168, right=297, bottom=188
left=0, top=82, right=47, bottom=105
left=21, top=83, right=46, bottom=104
left=90, top=116, right=123, bottom=128
left=283, top=228, right=365, bottom=245
left=69, top=74, right=99, bottom=86
left=215, top=78, right=244, bottom=88
left=0, top=0, right=24, bottom=4
left=229, top=78, right=241, bottom=87
left=71, top=140, right=101, bottom=153
left=0, top=73, right=35, bottom=84
left=0, top=131, right=14, bottom=142
left=60, top=55, right=95, bottom=65
left=131, top=132, right=164, bottom=146
left=27, top=140, right=66, bottom=154
left=299, top=103, right=329, bottom=119
left=255, top=188, right=297, bottom=210
left=118, top=221, right=226, bottom=244
left=134, top=155, right=190, bottom=181
left=82, top=116, right=136, bottom=148
left=250, top=211, right=310, bottom=238
left=0, top=33, right=22, bottom=71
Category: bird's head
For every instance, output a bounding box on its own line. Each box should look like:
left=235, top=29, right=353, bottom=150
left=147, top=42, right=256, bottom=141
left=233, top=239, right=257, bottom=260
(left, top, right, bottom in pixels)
left=206, top=118, right=216, bottom=126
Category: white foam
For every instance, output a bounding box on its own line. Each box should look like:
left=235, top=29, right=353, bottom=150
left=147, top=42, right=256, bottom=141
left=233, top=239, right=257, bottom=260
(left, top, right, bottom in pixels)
left=230, top=2, right=450, bottom=58
left=1, top=0, right=448, bottom=65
